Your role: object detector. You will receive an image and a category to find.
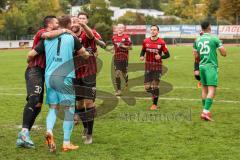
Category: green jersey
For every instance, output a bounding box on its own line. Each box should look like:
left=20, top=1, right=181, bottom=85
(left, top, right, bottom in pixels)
left=193, top=33, right=223, bottom=67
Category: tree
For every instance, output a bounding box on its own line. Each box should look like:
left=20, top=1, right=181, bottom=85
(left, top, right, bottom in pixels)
left=69, top=0, right=90, bottom=5
left=145, top=16, right=163, bottom=25
left=140, top=0, right=161, bottom=10
left=94, top=22, right=112, bottom=41
left=116, top=11, right=145, bottom=25
left=84, top=0, right=113, bottom=27
left=81, top=0, right=113, bottom=40
left=152, top=0, right=161, bottom=10
left=24, top=0, right=64, bottom=34
left=2, top=5, right=27, bottom=39
left=217, top=0, right=240, bottom=24
left=0, top=0, right=7, bottom=13
left=201, top=0, right=219, bottom=24
left=165, top=0, right=204, bottom=24
left=110, top=0, right=140, bottom=8
left=0, top=14, right=4, bottom=31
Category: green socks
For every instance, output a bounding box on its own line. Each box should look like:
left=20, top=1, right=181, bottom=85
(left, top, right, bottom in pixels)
left=204, top=98, right=213, bottom=111
left=202, top=99, right=206, bottom=108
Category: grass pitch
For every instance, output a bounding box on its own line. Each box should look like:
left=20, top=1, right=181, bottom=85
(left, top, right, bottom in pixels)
left=0, top=45, right=239, bottom=160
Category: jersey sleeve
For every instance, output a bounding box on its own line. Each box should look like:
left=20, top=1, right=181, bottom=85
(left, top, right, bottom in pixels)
left=32, top=29, right=46, bottom=49
left=74, top=36, right=82, bottom=51
left=162, top=41, right=168, bottom=53
left=94, top=31, right=102, bottom=40
left=79, top=32, right=87, bottom=44
left=34, top=40, right=45, bottom=55
left=126, top=35, right=132, bottom=46
left=142, top=40, right=146, bottom=52
left=38, top=30, right=46, bottom=39
left=215, top=37, right=223, bottom=49
left=193, top=40, right=197, bottom=51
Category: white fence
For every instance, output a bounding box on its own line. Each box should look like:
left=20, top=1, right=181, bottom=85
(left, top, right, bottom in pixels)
left=0, top=40, right=33, bottom=49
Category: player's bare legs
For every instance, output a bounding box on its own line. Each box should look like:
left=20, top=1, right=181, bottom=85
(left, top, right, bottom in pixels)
left=144, top=83, right=151, bottom=91
left=207, top=86, right=216, bottom=99
left=201, top=86, right=208, bottom=107
left=115, top=70, right=122, bottom=96
left=122, top=71, right=128, bottom=90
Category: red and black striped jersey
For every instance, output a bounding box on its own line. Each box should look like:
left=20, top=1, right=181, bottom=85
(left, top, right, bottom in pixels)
left=75, top=30, right=99, bottom=78
left=28, top=28, right=46, bottom=69
left=112, top=34, right=132, bottom=61
left=142, top=37, right=168, bottom=71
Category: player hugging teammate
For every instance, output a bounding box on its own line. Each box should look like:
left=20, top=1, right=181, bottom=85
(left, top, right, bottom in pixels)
left=16, top=14, right=226, bottom=154
left=16, top=15, right=77, bottom=149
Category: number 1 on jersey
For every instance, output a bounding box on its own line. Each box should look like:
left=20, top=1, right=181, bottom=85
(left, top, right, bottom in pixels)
left=57, top=37, right=61, bottom=56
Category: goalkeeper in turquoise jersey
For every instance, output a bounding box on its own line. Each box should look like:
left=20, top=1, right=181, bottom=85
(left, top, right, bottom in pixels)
left=193, top=21, right=227, bottom=121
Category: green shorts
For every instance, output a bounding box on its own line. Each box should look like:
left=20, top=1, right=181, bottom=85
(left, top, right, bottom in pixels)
left=199, top=65, right=218, bottom=87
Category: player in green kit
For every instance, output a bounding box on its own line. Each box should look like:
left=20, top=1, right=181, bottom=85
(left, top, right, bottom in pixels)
left=193, top=21, right=227, bottom=121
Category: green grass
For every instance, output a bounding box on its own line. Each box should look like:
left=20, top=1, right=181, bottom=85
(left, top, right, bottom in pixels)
left=0, top=46, right=239, bottom=160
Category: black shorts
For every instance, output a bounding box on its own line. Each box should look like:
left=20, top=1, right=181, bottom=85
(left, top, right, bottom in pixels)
left=114, top=60, right=128, bottom=72
left=74, top=74, right=96, bottom=101
left=25, top=67, right=45, bottom=103
left=144, top=70, right=161, bottom=83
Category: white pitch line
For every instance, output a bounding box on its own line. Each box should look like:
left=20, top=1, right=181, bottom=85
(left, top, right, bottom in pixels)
left=97, top=96, right=240, bottom=104
left=0, top=93, right=25, bottom=96
left=127, top=86, right=234, bottom=90
left=0, top=92, right=239, bottom=104
left=0, top=86, right=238, bottom=90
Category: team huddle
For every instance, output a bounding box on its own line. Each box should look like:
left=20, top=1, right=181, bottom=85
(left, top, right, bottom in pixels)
left=15, top=13, right=226, bottom=152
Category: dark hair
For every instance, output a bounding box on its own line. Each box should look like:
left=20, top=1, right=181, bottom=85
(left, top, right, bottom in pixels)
left=201, top=21, right=210, bottom=30
left=78, top=11, right=89, bottom=19
left=150, top=25, right=159, bottom=31
left=58, top=15, right=71, bottom=28
left=43, top=15, right=56, bottom=28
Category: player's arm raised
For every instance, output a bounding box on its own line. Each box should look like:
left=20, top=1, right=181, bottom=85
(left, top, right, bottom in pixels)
left=79, top=22, right=94, bottom=39
left=93, top=31, right=106, bottom=49
left=41, top=29, right=71, bottom=39
left=95, top=38, right=106, bottom=49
